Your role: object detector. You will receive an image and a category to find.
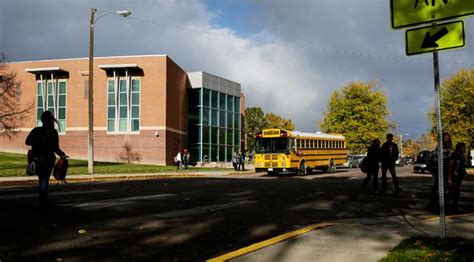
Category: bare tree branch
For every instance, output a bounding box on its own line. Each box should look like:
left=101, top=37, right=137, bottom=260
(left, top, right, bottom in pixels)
left=0, top=53, right=32, bottom=139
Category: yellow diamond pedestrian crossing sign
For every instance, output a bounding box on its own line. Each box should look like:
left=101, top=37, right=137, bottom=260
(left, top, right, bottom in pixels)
left=405, top=20, right=465, bottom=56
left=391, top=0, right=474, bottom=29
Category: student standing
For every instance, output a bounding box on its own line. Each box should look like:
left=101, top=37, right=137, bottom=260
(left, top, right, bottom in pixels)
left=175, top=151, right=182, bottom=170
left=232, top=151, right=239, bottom=171
left=182, top=149, right=190, bottom=170
left=380, top=134, right=401, bottom=194
left=25, top=111, right=67, bottom=214
left=448, top=142, right=467, bottom=212
left=362, top=139, right=381, bottom=193
left=428, top=132, right=452, bottom=208
left=238, top=151, right=245, bottom=171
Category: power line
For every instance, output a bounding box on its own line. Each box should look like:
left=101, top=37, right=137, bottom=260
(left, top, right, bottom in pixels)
left=124, top=16, right=474, bottom=67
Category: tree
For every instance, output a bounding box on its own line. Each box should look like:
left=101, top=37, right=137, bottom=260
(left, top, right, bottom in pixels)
left=429, top=68, right=474, bottom=150
left=402, top=133, right=436, bottom=157
left=264, top=112, right=295, bottom=131
left=319, top=81, right=393, bottom=154
left=245, top=107, right=268, bottom=152
left=245, top=107, right=296, bottom=152
left=0, top=54, right=31, bottom=138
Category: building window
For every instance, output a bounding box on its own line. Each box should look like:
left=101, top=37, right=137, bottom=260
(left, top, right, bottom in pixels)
left=37, top=80, right=67, bottom=133
left=107, top=74, right=140, bottom=133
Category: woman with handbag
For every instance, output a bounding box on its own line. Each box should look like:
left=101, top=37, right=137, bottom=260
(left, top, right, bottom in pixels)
left=25, top=111, right=67, bottom=214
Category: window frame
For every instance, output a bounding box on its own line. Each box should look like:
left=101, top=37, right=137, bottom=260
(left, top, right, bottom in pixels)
left=36, top=78, right=67, bottom=134
left=106, top=71, right=141, bottom=134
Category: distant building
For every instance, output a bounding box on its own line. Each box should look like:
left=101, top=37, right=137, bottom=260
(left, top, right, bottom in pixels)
left=0, top=55, right=245, bottom=165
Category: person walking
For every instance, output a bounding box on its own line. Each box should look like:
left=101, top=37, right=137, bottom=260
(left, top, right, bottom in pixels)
left=427, top=132, right=452, bottom=208
left=380, top=133, right=401, bottom=194
left=362, top=139, right=381, bottom=193
left=174, top=151, right=182, bottom=170
left=448, top=142, right=467, bottom=212
left=25, top=111, right=67, bottom=214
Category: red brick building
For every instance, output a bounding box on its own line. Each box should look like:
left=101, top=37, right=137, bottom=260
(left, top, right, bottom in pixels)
left=0, top=55, right=244, bottom=165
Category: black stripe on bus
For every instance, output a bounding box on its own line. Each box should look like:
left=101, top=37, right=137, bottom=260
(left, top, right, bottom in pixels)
left=290, top=157, right=347, bottom=163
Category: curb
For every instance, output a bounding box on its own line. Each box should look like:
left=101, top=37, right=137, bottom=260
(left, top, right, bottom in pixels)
left=0, top=173, right=206, bottom=186
left=223, top=171, right=257, bottom=176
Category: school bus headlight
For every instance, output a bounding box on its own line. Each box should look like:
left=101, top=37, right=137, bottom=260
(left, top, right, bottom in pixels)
left=282, top=162, right=286, bottom=167
left=256, top=162, right=261, bottom=167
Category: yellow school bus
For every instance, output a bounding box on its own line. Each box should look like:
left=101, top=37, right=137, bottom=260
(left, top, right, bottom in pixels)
left=254, top=129, right=347, bottom=175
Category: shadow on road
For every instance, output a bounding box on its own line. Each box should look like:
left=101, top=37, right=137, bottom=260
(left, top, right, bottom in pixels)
left=0, top=171, right=472, bottom=261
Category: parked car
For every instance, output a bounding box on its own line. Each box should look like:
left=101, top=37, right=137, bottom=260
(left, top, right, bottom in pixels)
left=413, top=150, right=431, bottom=174
left=402, top=156, right=414, bottom=165
left=395, top=157, right=404, bottom=167
left=342, top=154, right=365, bottom=168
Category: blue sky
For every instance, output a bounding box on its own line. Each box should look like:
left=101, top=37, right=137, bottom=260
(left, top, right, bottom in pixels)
left=205, top=0, right=262, bottom=37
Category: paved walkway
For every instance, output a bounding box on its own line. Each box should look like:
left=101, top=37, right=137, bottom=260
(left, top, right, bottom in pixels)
left=225, top=213, right=474, bottom=262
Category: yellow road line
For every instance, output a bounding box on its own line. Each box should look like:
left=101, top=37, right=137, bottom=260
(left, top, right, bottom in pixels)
left=207, top=223, right=336, bottom=262
left=424, top=212, right=474, bottom=222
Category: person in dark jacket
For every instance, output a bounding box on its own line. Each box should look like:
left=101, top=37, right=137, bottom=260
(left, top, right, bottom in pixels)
left=380, top=133, right=401, bottom=194
left=362, top=139, right=381, bottom=193
left=238, top=151, right=245, bottom=171
left=25, top=111, right=67, bottom=214
left=427, top=132, right=452, bottom=208
left=448, top=142, right=467, bottom=211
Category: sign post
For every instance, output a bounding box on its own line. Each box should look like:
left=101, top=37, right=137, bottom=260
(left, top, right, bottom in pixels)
left=432, top=51, right=446, bottom=238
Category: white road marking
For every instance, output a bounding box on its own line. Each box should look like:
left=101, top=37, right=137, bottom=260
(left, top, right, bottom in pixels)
left=0, top=189, right=109, bottom=200
left=153, top=200, right=257, bottom=218
left=63, top=194, right=177, bottom=209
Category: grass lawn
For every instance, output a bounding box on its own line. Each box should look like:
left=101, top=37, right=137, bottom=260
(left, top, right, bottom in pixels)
left=381, top=237, right=474, bottom=262
left=0, top=152, right=231, bottom=177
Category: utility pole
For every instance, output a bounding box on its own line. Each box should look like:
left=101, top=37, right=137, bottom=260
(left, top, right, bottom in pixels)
left=88, top=8, right=96, bottom=174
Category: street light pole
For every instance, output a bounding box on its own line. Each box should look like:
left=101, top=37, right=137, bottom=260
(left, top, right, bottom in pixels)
left=87, top=8, right=131, bottom=174
left=88, top=8, right=96, bottom=174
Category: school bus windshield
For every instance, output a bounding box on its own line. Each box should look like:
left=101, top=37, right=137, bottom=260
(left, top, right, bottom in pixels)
left=256, top=138, right=289, bottom=154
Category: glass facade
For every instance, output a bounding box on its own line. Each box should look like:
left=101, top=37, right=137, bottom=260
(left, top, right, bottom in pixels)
left=188, top=87, right=241, bottom=162
left=36, top=80, right=67, bottom=132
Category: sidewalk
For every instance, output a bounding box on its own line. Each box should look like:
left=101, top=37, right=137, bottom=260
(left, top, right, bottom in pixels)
left=0, top=170, right=255, bottom=186
left=226, top=213, right=474, bottom=262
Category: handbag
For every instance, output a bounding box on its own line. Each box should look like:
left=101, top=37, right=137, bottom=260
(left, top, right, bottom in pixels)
left=25, top=150, right=37, bottom=176
left=53, top=157, right=69, bottom=181
left=360, top=157, right=369, bottom=174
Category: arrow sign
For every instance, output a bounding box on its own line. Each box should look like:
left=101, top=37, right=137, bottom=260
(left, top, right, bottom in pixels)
left=405, top=20, right=465, bottom=56
left=391, top=0, right=474, bottom=29
left=421, top=27, right=449, bottom=48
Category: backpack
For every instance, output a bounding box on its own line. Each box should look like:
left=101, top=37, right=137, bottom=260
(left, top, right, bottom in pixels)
left=53, top=157, right=69, bottom=181
left=360, top=157, right=369, bottom=174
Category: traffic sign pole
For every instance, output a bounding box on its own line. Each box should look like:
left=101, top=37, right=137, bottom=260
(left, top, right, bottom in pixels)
left=433, top=51, right=446, bottom=239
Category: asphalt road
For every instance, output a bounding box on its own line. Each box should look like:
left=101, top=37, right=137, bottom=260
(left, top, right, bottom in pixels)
left=0, top=166, right=472, bottom=261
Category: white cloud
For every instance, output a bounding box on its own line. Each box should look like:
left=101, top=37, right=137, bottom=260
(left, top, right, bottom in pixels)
left=1, top=0, right=473, bottom=136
